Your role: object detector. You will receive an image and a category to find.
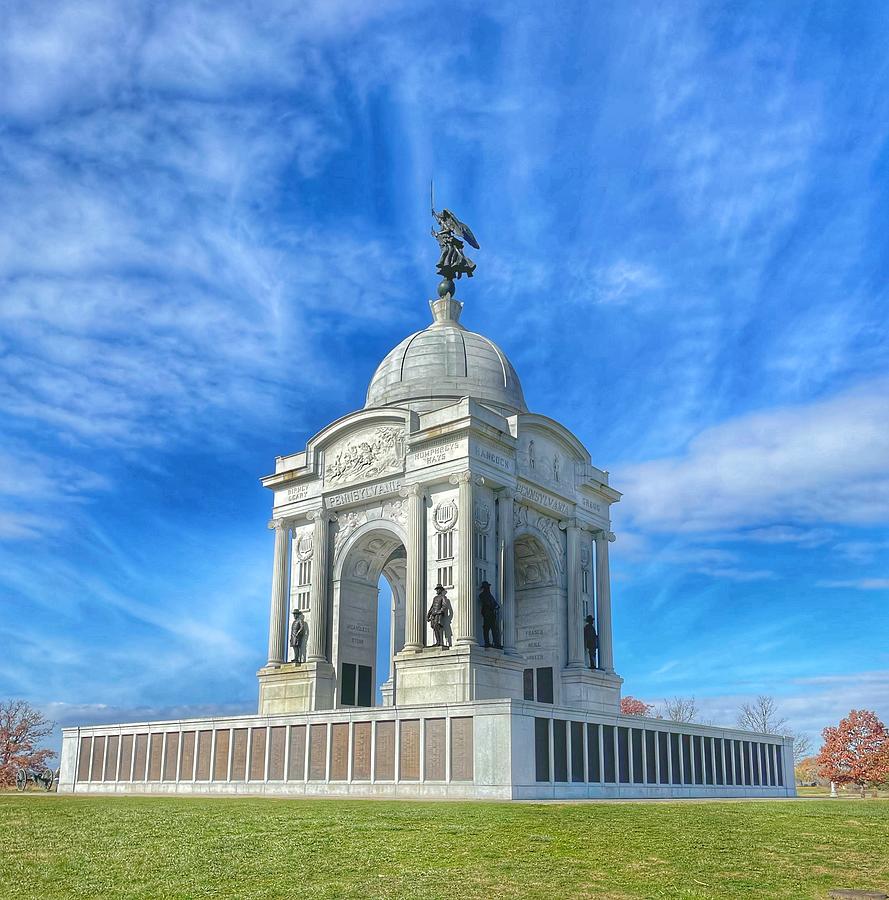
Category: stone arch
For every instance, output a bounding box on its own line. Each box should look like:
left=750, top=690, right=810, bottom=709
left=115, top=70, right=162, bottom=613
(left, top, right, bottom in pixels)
left=332, top=520, right=407, bottom=708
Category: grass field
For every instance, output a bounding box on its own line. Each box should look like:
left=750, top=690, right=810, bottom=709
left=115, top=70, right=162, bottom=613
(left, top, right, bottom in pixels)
left=1, top=794, right=888, bottom=899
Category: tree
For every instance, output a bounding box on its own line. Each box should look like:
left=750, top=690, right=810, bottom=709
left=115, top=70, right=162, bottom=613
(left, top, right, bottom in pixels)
left=659, top=696, right=698, bottom=723
left=620, top=696, right=653, bottom=716
left=817, top=709, right=889, bottom=798
left=0, top=699, right=55, bottom=786
left=794, top=755, right=823, bottom=786
left=736, top=694, right=812, bottom=761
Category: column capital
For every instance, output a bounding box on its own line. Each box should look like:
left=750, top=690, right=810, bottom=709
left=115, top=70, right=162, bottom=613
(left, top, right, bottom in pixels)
left=559, top=517, right=579, bottom=531
left=449, top=470, right=472, bottom=486
left=306, top=507, right=334, bottom=523
left=496, top=486, right=515, bottom=501
left=399, top=482, right=423, bottom=499
left=594, top=528, right=616, bottom=542
left=268, top=518, right=291, bottom=532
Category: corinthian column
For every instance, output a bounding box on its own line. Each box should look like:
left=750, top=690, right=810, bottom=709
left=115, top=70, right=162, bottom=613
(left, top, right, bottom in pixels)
left=400, top=483, right=425, bottom=651
left=595, top=530, right=616, bottom=673
left=497, top=488, right=516, bottom=654
left=306, top=508, right=332, bottom=663
left=562, top=518, right=583, bottom=667
left=450, top=471, right=477, bottom=645
left=266, top=519, right=290, bottom=666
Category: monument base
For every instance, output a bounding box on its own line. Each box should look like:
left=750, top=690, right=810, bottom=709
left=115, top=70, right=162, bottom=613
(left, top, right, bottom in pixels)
left=393, top=644, right=525, bottom=705
left=257, top=661, right=336, bottom=714
left=561, top=666, right=623, bottom=714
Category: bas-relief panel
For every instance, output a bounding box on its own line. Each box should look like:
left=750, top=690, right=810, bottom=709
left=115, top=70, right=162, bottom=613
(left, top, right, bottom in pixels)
left=517, top=432, right=578, bottom=495
left=324, top=426, right=406, bottom=488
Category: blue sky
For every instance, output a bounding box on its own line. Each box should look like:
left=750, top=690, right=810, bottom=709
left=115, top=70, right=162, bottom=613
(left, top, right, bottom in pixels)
left=1, top=0, right=887, bottom=755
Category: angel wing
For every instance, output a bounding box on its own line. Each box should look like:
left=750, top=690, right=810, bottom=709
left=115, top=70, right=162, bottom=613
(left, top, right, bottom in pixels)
left=440, top=208, right=480, bottom=250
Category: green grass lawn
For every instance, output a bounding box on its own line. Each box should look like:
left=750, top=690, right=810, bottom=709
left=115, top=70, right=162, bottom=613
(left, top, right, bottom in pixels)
left=1, top=794, right=888, bottom=899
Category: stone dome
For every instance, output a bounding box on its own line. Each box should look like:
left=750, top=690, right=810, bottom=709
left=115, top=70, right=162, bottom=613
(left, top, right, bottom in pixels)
left=365, top=296, right=527, bottom=415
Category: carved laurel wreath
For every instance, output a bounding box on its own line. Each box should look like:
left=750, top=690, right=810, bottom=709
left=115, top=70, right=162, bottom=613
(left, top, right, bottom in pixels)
left=433, top=500, right=458, bottom=532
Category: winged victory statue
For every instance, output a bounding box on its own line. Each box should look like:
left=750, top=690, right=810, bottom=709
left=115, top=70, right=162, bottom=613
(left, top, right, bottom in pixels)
left=431, top=194, right=479, bottom=289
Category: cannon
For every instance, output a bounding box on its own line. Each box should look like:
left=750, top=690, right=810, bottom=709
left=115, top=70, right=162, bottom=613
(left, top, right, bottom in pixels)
left=15, top=766, right=55, bottom=792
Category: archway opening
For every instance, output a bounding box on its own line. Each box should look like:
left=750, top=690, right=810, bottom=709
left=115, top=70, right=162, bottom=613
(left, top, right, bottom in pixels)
left=334, top=528, right=405, bottom=708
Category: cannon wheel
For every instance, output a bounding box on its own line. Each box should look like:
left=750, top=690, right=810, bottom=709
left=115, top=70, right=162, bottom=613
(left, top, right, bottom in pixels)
left=40, top=768, right=55, bottom=791
left=15, top=769, right=27, bottom=791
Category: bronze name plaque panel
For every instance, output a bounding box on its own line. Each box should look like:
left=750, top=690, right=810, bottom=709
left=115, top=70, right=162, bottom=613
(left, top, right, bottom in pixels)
left=289, top=725, right=307, bottom=780
left=231, top=728, right=248, bottom=781
left=250, top=727, right=267, bottom=781
left=163, top=732, right=180, bottom=781
left=178, top=731, right=196, bottom=781
left=104, top=735, right=119, bottom=781
left=351, top=722, right=372, bottom=781
left=76, top=737, right=91, bottom=782
left=213, top=729, right=231, bottom=781
left=450, top=717, right=473, bottom=782
left=399, top=720, right=420, bottom=781
left=330, top=723, right=349, bottom=781
left=424, top=719, right=446, bottom=781
left=309, top=723, right=328, bottom=780
left=268, top=726, right=286, bottom=781
left=90, top=735, right=106, bottom=782
left=195, top=730, right=212, bottom=781
left=118, top=734, right=134, bottom=781
left=133, top=734, right=149, bottom=780
left=375, top=720, right=396, bottom=781
left=147, top=734, right=163, bottom=781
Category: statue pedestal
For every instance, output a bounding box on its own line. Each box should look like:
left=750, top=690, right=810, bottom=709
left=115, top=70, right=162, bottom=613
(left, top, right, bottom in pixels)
left=257, top=661, right=336, bottom=714
left=393, top=644, right=525, bottom=706
left=560, top=667, right=622, bottom=714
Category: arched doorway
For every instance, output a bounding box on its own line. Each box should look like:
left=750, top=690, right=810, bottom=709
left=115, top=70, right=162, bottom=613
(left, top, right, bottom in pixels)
left=514, top=530, right=563, bottom=704
left=332, top=525, right=406, bottom=708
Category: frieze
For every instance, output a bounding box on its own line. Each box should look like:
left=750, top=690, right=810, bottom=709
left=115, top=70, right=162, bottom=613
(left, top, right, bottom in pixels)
left=516, top=481, right=572, bottom=516
left=286, top=484, right=311, bottom=502
left=326, top=478, right=403, bottom=509
left=324, top=426, right=405, bottom=487
left=472, top=441, right=513, bottom=472
left=409, top=440, right=463, bottom=468
left=580, top=495, right=603, bottom=514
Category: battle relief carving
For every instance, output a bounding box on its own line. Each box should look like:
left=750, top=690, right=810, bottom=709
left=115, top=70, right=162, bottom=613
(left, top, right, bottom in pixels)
left=433, top=500, right=458, bottom=533
left=324, top=426, right=405, bottom=487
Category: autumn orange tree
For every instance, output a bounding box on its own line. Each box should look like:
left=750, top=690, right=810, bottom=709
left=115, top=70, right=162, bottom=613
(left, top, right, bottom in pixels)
left=817, top=709, right=889, bottom=797
left=0, top=699, right=55, bottom=787
left=620, top=696, right=654, bottom=716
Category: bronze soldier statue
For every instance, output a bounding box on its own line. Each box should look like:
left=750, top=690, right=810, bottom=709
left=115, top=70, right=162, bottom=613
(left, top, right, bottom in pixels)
left=584, top=614, right=598, bottom=670
left=479, top=581, right=501, bottom=649
left=290, top=608, right=306, bottom=664
left=427, top=584, right=452, bottom=648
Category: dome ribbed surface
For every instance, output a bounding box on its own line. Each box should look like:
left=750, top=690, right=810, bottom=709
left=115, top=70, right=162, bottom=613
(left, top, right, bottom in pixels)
left=365, top=300, right=526, bottom=415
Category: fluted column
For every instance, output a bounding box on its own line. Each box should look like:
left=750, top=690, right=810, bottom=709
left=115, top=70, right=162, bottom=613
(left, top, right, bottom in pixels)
left=497, top=488, right=516, bottom=654
left=595, top=530, right=616, bottom=673
left=306, top=508, right=332, bottom=663
left=267, top=519, right=290, bottom=666
left=562, top=518, right=583, bottom=667
left=400, top=482, right=426, bottom=651
left=450, top=471, right=477, bottom=645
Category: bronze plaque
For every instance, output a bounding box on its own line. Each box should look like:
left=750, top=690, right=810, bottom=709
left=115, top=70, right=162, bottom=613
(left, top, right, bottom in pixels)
left=90, top=736, right=106, bottom=781
left=104, top=735, right=119, bottom=781
left=213, top=729, right=231, bottom=781
left=424, top=719, right=446, bottom=781
left=330, top=723, right=349, bottom=781
left=268, top=726, right=286, bottom=780
left=179, top=731, right=196, bottom=781
left=375, top=720, right=396, bottom=781
left=351, top=722, right=372, bottom=781
left=308, top=723, right=328, bottom=780
left=118, top=734, right=134, bottom=781
left=163, top=732, right=179, bottom=781
left=195, top=731, right=212, bottom=781
left=399, top=720, right=420, bottom=781
left=231, top=728, right=248, bottom=781
left=250, top=727, right=267, bottom=781
left=288, top=725, right=307, bottom=780
left=76, top=737, right=91, bottom=782
left=147, top=734, right=163, bottom=781
left=450, top=717, right=473, bottom=782
left=133, top=734, right=149, bottom=780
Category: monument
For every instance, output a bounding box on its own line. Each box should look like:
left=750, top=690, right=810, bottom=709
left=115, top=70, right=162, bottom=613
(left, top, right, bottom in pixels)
left=58, top=206, right=795, bottom=799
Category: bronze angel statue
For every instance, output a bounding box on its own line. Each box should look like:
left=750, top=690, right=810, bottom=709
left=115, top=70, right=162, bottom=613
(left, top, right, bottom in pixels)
left=431, top=202, right=479, bottom=282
